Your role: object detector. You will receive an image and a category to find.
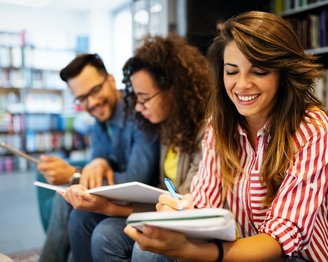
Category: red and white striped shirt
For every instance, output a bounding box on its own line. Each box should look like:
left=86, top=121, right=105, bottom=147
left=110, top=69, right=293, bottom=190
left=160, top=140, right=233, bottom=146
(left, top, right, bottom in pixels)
left=191, top=109, right=328, bottom=261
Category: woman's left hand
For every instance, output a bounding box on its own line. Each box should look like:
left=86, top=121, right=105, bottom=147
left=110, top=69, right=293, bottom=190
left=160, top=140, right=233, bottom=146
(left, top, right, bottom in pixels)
left=124, top=224, right=190, bottom=258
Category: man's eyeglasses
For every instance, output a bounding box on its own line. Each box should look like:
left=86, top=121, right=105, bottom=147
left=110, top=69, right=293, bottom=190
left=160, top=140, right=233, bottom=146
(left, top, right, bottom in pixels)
left=73, top=77, right=107, bottom=107
left=136, top=90, right=162, bottom=108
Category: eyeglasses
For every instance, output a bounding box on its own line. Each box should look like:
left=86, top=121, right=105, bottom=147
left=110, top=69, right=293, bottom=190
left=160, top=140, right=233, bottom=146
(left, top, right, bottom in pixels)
left=73, top=77, right=107, bottom=107
left=136, top=90, right=162, bottom=108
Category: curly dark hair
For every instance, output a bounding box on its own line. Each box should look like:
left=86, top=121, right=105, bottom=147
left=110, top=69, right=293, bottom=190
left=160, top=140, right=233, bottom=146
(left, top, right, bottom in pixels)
left=123, top=34, right=214, bottom=154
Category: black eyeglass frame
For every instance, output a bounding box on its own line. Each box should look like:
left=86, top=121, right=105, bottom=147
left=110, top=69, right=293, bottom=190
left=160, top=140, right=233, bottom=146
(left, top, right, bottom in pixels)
left=73, top=76, right=108, bottom=107
left=135, top=90, right=163, bottom=108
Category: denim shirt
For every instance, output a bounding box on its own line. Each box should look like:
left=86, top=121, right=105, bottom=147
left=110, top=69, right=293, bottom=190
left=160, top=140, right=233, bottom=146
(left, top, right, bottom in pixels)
left=90, top=96, right=159, bottom=186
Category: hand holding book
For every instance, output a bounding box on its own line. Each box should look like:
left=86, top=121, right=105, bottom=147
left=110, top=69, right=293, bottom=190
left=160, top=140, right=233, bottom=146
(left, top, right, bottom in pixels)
left=126, top=208, right=236, bottom=241
left=127, top=181, right=236, bottom=241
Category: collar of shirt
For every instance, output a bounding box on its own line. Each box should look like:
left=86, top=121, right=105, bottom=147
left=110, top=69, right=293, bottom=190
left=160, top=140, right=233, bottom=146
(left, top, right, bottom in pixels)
left=237, top=121, right=270, bottom=137
left=106, top=97, right=125, bottom=130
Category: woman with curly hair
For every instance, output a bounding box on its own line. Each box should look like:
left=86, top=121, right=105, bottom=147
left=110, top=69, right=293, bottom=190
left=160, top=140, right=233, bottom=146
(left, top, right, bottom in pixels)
left=125, top=11, right=328, bottom=262
left=122, top=34, right=213, bottom=194
left=66, top=34, right=214, bottom=262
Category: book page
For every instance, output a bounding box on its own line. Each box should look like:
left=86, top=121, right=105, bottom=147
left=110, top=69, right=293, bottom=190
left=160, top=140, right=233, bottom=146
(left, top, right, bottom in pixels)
left=34, top=181, right=171, bottom=204
left=87, top=182, right=170, bottom=204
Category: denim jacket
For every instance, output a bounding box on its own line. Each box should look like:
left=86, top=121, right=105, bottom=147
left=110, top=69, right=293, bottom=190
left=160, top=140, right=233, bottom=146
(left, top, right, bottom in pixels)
left=90, top=96, right=159, bottom=186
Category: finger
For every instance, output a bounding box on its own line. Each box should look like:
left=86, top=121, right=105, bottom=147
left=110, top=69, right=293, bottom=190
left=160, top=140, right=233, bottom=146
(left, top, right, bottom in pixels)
left=89, top=175, right=97, bottom=189
left=95, top=172, right=103, bottom=187
left=181, top=194, right=194, bottom=209
left=57, top=190, right=65, bottom=196
left=40, top=155, right=58, bottom=163
left=67, top=187, right=84, bottom=207
left=158, top=194, right=184, bottom=211
left=124, top=225, right=144, bottom=241
left=156, top=203, right=179, bottom=212
left=79, top=190, right=93, bottom=202
left=39, top=154, right=50, bottom=162
left=80, top=173, right=89, bottom=188
left=105, top=169, right=114, bottom=185
left=61, top=188, right=72, bottom=204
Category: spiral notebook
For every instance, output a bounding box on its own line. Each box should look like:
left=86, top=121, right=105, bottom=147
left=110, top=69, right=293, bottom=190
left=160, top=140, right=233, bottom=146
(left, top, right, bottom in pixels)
left=127, top=208, right=236, bottom=241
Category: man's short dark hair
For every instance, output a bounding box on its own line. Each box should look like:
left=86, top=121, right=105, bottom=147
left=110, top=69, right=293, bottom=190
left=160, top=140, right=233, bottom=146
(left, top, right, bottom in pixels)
left=60, top=53, right=108, bottom=83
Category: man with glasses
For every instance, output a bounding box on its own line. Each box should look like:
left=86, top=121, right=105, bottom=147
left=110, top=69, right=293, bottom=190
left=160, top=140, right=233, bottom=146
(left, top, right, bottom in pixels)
left=37, top=53, right=159, bottom=262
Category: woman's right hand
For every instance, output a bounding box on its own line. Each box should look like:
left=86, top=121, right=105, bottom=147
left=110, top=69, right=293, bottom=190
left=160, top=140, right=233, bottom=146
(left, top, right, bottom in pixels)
left=156, top=193, right=194, bottom=211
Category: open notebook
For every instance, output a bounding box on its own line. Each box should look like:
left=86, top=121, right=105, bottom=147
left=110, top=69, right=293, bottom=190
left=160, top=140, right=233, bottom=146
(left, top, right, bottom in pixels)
left=34, top=181, right=172, bottom=204
left=127, top=208, right=236, bottom=241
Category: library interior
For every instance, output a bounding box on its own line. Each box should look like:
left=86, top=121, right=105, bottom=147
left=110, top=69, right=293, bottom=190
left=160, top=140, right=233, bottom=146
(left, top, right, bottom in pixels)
left=0, top=0, right=327, bottom=261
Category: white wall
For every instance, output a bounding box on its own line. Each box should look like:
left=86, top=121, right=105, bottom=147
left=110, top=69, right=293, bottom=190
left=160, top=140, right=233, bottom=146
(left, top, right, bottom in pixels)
left=113, top=6, right=133, bottom=87
left=0, top=2, right=132, bottom=82
left=0, top=4, right=88, bottom=44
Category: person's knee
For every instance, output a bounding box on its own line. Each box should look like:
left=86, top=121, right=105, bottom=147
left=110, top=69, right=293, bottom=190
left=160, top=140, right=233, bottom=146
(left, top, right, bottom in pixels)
left=68, top=210, right=89, bottom=234
left=69, top=211, right=108, bottom=241
left=91, top=218, right=131, bottom=260
left=91, top=223, right=112, bottom=260
left=51, top=195, right=72, bottom=221
left=91, top=221, right=113, bottom=248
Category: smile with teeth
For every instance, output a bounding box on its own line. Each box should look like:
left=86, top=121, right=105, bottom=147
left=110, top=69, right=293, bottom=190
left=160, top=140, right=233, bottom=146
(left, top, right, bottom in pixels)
left=237, top=94, right=260, bottom=102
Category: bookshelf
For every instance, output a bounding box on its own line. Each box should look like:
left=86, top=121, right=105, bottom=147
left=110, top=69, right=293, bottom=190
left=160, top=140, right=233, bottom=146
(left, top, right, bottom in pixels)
left=132, top=0, right=173, bottom=49
left=0, top=31, right=90, bottom=173
left=271, top=0, right=328, bottom=108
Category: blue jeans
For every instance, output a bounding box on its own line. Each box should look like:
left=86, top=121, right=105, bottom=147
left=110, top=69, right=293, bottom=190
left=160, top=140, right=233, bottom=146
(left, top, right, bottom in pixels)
left=91, top=216, right=135, bottom=262
left=131, top=243, right=177, bottom=262
left=68, top=210, right=107, bottom=262
left=68, top=210, right=134, bottom=262
left=131, top=242, right=309, bottom=262
left=39, top=194, right=73, bottom=262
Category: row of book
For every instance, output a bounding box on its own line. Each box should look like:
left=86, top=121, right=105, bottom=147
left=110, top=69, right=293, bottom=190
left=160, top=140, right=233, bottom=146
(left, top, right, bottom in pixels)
left=272, top=0, right=327, bottom=14
left=287, top=10, right=327, bottom=49
left=25, top=130, right=89, bottom=153
left=0, top=130, right=89, bottom=154
left=0, top=31, right=24, bottom=47
left=0, top=46, right=22, bottom=68
left=0, top=113, right=75, bottom=133
left=0, top=68, right=66, bottom=89
left=315, top=68, right=328, bottom=108
left=0, top=89, right=65, bottom=115
left=0, top=155, right=29, bottom=173
left=0, top=44, right=75, bottom=70
left=0, top=147, right=91, bottom=173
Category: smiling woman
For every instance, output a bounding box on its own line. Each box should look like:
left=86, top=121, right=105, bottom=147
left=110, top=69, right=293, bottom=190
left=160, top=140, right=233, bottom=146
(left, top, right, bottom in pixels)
left=223, top=41, right=281, bottom=139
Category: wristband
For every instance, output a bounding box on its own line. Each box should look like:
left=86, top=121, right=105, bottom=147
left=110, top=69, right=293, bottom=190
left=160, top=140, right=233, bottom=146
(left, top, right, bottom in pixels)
left=213, top=239, right=224, bottom=262
left=69, top=166, right=82, bottom=185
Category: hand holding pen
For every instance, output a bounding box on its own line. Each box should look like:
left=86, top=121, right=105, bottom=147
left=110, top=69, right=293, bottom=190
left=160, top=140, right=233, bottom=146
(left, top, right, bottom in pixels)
left=162, top=178, right=193, bottom=211
left=164, top=178, right=180, bottom=200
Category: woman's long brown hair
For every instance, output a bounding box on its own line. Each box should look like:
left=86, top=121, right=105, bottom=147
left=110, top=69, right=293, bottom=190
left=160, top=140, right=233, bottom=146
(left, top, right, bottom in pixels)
left=207, top=11, right=324, bottom=205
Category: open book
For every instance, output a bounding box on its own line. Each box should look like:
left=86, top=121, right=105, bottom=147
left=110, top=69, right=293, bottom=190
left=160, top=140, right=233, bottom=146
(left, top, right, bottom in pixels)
left=127, top=208, right=236, bottom=241
left=34, top=181, right=171, bottom=204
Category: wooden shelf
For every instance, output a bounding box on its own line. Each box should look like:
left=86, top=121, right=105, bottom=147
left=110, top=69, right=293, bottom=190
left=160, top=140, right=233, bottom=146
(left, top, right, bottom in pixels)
left=305, top=46, right=328, bottom=55
left=280, top=1, right=328, bottom=17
